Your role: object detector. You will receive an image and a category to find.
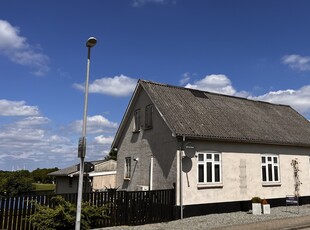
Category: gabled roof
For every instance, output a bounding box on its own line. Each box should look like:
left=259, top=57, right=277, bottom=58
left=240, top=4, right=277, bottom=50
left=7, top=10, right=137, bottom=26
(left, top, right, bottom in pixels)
left=48, top=159, right=116, bottom=177
left=113, top=80, right=310, bottom=148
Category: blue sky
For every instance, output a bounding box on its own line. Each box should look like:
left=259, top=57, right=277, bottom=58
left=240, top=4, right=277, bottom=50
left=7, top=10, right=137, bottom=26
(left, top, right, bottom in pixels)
left=1, top=0, right=310, bottom=171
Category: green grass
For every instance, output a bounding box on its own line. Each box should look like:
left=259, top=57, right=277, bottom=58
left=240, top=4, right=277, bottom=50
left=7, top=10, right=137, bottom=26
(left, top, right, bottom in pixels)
left=32, top=183, right=56, bottom=191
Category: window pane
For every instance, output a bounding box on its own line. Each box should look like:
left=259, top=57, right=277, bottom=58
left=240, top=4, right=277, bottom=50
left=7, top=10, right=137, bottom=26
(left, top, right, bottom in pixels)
left=215, top=164, right=220, bottom=182
left=214, top=154, right=220, bottom=162
left=206, top=154, right=212, bottom=159
left=69, top=178, right=73, bottom=188
left=198, top=154, right=204, bottom=161
left=145, top=105, right=153, bottom=128
left=262, top=166, right=266, bottom=181
left=267, top=157, right=272, bottom=162
left=207, top=162, right=212, bottom=182
left=198, top=164, right=204, bottom=182
left=125, top=157, right=131, bottom=178
left=274, top=166, right=279, bottom=181
left=268, top=164, right=273, bottom=181
left=134, top=110, right=140, bottom=131
left=262, top=157, right=266, bottom=163
left=273, top=157, right=278, bottom=164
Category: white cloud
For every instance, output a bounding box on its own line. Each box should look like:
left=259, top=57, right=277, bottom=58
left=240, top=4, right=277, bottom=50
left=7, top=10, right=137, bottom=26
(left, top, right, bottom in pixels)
left=0, top=98, right=118, bottom=170
left=68, top=115, right=118, bottom=134
left=0, top=99, right=39, bottom=116
left=0, top=116, right=73, bottom=164
left=180, top=72, right=191, bottom=85
left=74, top=75, right=137, bottom=97
left=15, top=116, right=50, bottom=126
left=132, top=0, right=175, bottom=7
left=249, top=85, right=310, bottom=116
left=185, top=74, right=237, bottom=95
left=282, top=54, right=310, bottom=71
left=94, top=135, right=114, bottom=145
left=0, top=20, right=50, bottom=76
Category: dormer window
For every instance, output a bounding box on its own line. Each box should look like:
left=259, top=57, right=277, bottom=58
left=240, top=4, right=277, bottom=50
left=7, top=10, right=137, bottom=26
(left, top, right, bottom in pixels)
left=145, top=104, right=153, bottom=129
left=133, top=109, right=141, bottom=132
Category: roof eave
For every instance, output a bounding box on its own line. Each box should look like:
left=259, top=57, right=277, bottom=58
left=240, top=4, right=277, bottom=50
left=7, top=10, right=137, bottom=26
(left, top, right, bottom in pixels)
left=176, top=134, right=310, bottom=148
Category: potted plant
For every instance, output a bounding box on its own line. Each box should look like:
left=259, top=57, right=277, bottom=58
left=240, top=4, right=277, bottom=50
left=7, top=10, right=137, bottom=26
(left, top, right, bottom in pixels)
left=261, top=199, right=270, bottom=214
left=251, top=196, right=262, bottom=215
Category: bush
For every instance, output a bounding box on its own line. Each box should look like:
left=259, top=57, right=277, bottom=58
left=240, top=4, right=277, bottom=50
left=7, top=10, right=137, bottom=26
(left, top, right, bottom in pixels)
left=29, top=196, right=108, bottom=230
left=251, top=196, right=262, bottom=203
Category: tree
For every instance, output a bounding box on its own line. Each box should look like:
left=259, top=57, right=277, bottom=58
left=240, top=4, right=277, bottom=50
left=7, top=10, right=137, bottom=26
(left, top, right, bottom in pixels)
left=31, top=167, right=58, bottom=183
left=3, top=171, right=33, bottom=196
left=104, top=148, right=117, bottom=161
left=0, top=167, right=59, bottom=195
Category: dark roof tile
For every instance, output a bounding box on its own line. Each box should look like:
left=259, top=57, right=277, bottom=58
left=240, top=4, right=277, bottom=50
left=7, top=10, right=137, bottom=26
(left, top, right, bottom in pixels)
left=140, top=80, right=310, bottom=147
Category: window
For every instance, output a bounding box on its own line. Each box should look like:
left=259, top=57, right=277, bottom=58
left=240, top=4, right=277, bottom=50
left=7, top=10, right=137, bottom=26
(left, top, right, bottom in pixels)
left=133, top=109, right=141, bottom=132
left=197, top=152, right=222, bottom=184
left=145, top=104, right=153, bottom=129
left=124, top=157, right=132, bottom=179
left=69, top=177, right=73, bottom=188
left=261, top=155, right=280, bottom=183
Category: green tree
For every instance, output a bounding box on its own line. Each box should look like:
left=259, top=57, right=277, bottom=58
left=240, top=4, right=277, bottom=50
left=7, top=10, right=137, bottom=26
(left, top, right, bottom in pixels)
left=3, top=172, right=33, bottom=196
left=31, top=167, right=58, bottom=183
left=0, top=171, right=8, bottom=194
left=104, top=148, right=117, bottom=161
left=0, top=168, right=58, bottom=195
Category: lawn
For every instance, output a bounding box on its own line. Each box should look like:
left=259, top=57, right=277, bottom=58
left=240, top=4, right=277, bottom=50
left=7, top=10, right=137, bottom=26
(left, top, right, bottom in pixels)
left=32, top=183, right=56, bottom=191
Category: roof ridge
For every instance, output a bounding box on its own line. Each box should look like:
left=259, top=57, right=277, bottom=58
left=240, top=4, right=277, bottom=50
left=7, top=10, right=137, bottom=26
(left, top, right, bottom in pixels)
left=139, top=79, right=290, bottom=108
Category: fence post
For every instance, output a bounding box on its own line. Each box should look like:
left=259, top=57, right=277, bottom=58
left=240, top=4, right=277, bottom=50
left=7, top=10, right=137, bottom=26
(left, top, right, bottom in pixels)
left=0, top=197, right=4, bottom=230
left=124, top=191, right=129, bottom=225
left=172, top=183, right=177, bottom=220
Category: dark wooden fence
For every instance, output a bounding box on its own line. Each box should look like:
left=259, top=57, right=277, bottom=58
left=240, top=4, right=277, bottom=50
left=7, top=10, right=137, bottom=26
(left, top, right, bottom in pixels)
left=0, top=188, right=175, bottom=230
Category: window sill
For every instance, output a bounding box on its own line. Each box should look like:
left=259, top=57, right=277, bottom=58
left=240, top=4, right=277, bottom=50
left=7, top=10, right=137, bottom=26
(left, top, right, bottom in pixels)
left=132, top=130, right=140, bottom=133
left=197, top=183, right=223, bottom=189
left=262, top=182, right=281, bottom=187
left=124, top=178, right=131, bottom=181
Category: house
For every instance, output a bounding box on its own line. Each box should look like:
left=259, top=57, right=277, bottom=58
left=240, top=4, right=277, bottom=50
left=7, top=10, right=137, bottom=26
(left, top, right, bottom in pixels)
left=48, top=159, right=117, bottom=194
left=112, top=79, right=310, bottom=217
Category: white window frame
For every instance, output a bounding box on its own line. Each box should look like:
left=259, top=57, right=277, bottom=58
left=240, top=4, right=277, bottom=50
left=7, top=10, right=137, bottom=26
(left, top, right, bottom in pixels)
left=261, top=154, right=280, bottom=184
left=197, top=152, right=222, bottom=185
left=124, top=157, right=132, bottom=180
left=133, top=109, right=141, bottom=132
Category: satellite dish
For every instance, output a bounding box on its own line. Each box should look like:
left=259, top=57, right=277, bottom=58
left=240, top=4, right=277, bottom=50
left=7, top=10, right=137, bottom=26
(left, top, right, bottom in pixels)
left=184, top=142, right=196, bottom=158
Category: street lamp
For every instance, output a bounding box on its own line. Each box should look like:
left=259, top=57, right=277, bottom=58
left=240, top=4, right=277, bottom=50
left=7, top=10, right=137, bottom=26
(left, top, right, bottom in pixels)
left=75, top=36, right=97, bottom=230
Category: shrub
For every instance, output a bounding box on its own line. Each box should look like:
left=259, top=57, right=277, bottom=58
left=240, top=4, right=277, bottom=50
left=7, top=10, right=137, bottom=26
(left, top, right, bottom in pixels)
left=251, top=196, right=262, bottom=203
left=261, top=199, right=268, bottom=205
left=29, top=196, right=108, bottom=230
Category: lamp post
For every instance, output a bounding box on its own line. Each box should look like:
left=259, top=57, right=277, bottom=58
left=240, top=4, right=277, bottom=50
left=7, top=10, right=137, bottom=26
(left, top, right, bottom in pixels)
left=75, top=37, right=97, bottom=230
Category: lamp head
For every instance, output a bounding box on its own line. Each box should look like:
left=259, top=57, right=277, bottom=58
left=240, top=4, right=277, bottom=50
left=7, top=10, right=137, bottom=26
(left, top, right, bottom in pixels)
left=86, top=37, right=97, bottom=48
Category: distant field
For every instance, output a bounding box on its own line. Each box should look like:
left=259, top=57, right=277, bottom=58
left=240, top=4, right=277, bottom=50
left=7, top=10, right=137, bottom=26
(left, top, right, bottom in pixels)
left=32, top=183, right=56, bottom=191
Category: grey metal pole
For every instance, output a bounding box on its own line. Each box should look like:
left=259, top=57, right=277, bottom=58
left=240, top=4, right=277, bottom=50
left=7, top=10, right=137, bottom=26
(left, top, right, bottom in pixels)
left=75, top=37, right=96, bottom=230
left=180, top=148, right=183, bottom=220
left=180, top=136, right=186, bottom=220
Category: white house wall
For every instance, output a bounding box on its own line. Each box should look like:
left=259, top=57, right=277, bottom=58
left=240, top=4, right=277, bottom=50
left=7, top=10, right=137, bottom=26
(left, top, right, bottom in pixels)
left=92, top=174, right=116, bottom=191
left=179, top=140, right=310, bottom=206
left=55, top=176, right=78, bottom=194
